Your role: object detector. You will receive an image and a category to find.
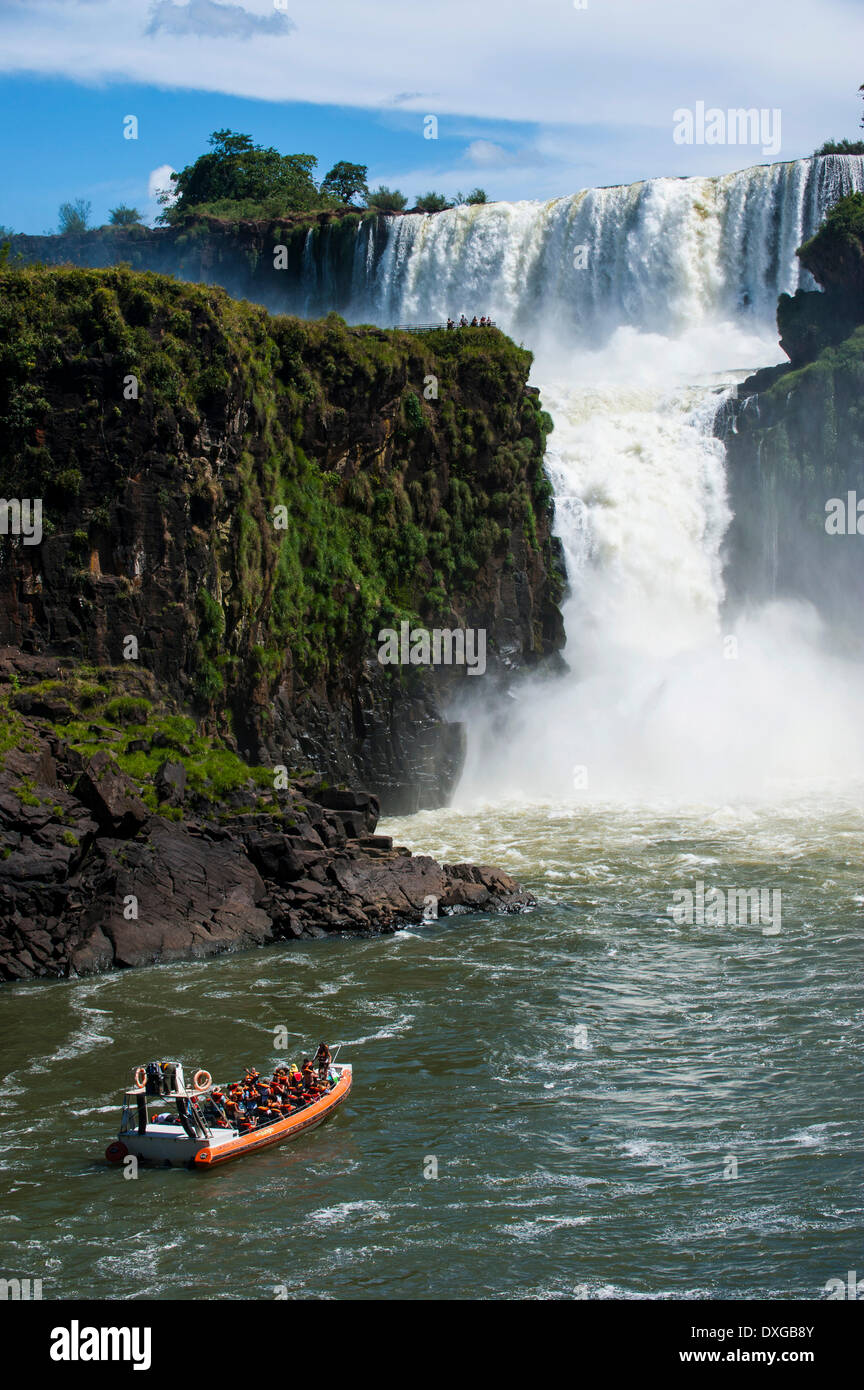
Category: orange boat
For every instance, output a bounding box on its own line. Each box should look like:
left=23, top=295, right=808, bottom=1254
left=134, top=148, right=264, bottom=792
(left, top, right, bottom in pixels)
left=105, top=1057, right=352, bottom=1169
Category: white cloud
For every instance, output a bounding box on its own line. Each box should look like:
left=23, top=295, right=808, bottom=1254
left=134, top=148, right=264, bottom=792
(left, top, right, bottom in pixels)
left=0, top=1, right=862, bottom=193
left=148, top=164, right=176, bottom=201
left=146, top=163, right=177, bottom=221
left=464, top=141, right=510, bottom=168
left=146, top=0, right=294, bottom=40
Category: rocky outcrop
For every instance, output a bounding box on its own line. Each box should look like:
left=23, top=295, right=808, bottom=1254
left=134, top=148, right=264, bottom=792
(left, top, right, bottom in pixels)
left=717, top=192, right=864, bottom=637
left=0, top=266, right=565, bottom=813
left=6, top=210, right=389, bottom=320
left=0, top=711, right=532, bottom=983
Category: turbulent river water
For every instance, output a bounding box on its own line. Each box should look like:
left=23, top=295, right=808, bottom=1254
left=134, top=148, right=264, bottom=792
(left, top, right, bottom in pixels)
left=1, top=796, right=862, bottom=1299
left=2, top=155, right=864, bottom=1301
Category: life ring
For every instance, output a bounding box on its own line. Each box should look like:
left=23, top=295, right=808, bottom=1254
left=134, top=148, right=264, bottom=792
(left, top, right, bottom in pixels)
left=133, top=1066, right=147, bottom=1088
left=105, top=1140, right=128, bottom=1164
left=192, top=1070, right=212, bottom=1091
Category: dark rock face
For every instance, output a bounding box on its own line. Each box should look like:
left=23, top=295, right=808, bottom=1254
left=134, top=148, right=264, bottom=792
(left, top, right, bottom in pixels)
left=0, top=268, right=565, bottom=814
left=74, top=751, right=149, bottom=835
left=6, top=210, right=377, bottom=321
left=717, top=191, right=864, bottom=636
left=718, top=346, right=864, bottom=636
left=0, top=724, right=533, bottom=983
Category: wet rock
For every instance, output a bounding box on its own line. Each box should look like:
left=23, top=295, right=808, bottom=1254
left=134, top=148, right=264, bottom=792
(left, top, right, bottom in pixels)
left=0, top=711, right=533, bottom=982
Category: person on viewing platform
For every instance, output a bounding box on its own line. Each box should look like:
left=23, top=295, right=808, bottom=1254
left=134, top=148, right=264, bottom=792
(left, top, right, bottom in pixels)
left=470, top=315, right=479, bottom=326
left=446, top=317, right=455, bottom=329
left=459, top=315, right=468, bottom=327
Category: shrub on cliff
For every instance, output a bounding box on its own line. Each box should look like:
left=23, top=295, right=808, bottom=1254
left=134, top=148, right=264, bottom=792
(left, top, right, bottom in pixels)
left=798, top=191, right=864, bottom=296
left=779, top=192, right=864, bottom=366
left=414, top=193, right=452, bottom=213
left=58, top=199, right=92, bottom=234
left=109, top=205, right=145, bottom=227
left=366, top=187, right=408, bottom=212
left=815, top=139, right=864, bottom=155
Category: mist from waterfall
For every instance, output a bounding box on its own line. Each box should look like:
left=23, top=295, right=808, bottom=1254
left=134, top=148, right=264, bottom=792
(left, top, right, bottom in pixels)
left=352, top=155, right=864, bottom=804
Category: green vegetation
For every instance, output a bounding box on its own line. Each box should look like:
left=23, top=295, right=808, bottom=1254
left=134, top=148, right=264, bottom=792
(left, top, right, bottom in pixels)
left=109, top=205, right=145, bottom=227
left=159, top=130, right=327, bottom=223
left=148, top=130, right=489, bottom=226
left=0, top=266, right=557, bottom=726
left=776, top=193, right=864, bottom=366
left=798, top=190, right=864, bottom=279
left=366, top=186, right=408, bottom=212
left=814, top=82, right=864, bottom=156
left=320, top=162, right=369, bottom=205
left=1, top=665, right=286, bottom=816
left=815, top=139, right=864, bottom=156
left=414, top=192, right=452, bottom=213
left=58, top=199, right=92, bottom=234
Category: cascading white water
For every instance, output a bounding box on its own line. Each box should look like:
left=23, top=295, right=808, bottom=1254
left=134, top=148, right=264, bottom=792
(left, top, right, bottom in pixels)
left=358, top=156, right=864, bottom=802
left=352, top=155, right=864, bottom=339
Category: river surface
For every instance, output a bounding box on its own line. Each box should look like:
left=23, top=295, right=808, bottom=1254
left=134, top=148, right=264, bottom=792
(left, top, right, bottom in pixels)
left=1, top=794, right=862, bottom=1301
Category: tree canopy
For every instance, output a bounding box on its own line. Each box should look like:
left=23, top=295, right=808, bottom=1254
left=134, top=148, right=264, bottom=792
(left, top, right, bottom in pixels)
left=152, top=130, right=490, bottom=223
left=320, top=162, right=369, bottom=205
left=366, top=186, right=408, bottom=212
left=415, top=192, right=452, bottom=212
left=109, top=205, right=144, bottom=227
left=160, top=130, right=321, bottom=221
left=58, top=199, right=92, bottom=234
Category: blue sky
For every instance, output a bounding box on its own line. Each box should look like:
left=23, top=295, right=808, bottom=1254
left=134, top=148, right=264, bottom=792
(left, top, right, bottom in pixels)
left=1, top=0, right=862, bottom=234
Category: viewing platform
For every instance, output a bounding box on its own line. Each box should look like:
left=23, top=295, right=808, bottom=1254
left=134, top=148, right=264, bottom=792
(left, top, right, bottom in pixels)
left=394, top=321, right=498, bottom=333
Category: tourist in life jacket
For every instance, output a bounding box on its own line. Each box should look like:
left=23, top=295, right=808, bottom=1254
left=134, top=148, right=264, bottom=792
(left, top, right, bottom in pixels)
left=314, top=1043, right=332, bottom=1081
left=207, top=1088, right=227, bottom=1122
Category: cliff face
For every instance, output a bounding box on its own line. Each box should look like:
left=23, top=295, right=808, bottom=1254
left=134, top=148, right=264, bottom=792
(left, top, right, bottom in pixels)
left=718, top=194, right=864, bottom=640
left=6, top=211, right=383, bottom=319
left=0, top=267, right=564, bottom=812
left=0, top=650, right=533, bottom=982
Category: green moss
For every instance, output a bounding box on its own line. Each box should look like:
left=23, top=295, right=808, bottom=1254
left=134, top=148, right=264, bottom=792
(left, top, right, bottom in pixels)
left=0, top=263, right=560, bottom=728
left=104, top=695, right=151, bottom=724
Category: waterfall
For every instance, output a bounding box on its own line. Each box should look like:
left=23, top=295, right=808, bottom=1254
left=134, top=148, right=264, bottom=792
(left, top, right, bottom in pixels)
left=350, top=155, right=864, bottom=344
left=355, top=156, right=864, bottom=802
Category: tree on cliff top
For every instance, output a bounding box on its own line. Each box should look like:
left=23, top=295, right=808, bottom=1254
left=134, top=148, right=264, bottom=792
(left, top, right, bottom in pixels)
left=320, top=162, right=369, bottom=205
left=366, top=186, right=408, bottom=212
left=58, top=199, right=92, bottom=234
left=109, top=205, right=144, bottom=227
left=158, top=130, right=322, bottom=222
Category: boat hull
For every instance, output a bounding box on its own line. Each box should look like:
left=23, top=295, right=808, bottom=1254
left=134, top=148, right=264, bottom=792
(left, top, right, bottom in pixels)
left=194, top=1064, right=352, bottom=1167
left=109, top=1065, right=352, bottom=1169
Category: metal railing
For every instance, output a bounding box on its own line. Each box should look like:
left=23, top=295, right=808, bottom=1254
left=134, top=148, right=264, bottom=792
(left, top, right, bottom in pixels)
left=394, top=321, right=497, bottom=333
